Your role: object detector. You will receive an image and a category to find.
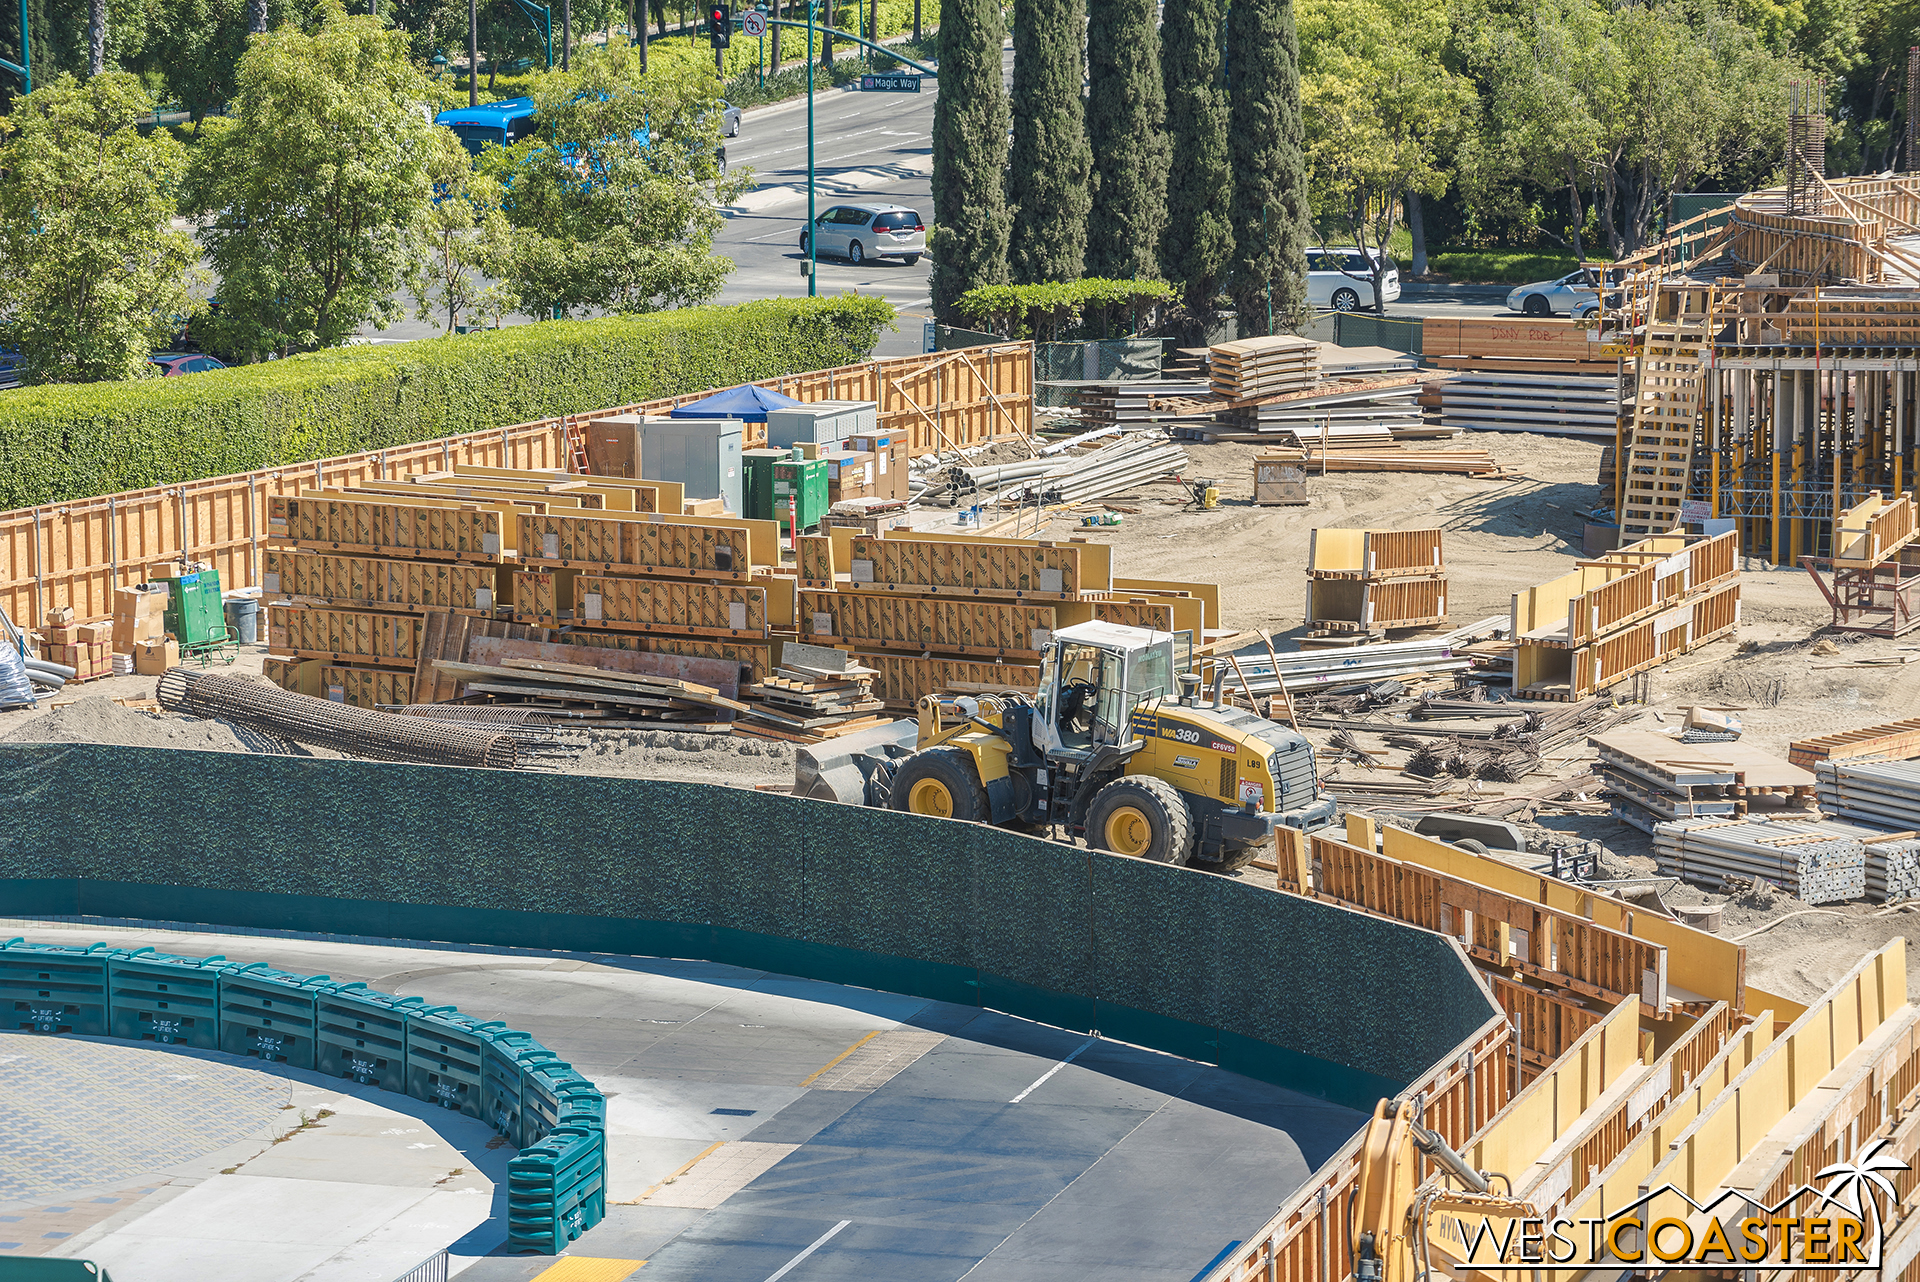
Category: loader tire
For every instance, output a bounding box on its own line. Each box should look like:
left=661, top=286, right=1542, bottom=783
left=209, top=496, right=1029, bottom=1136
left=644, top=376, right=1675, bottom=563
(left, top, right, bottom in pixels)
left=1085, top=777, right=1194, bottom=866
left=888, top=747, right=989, bottom=822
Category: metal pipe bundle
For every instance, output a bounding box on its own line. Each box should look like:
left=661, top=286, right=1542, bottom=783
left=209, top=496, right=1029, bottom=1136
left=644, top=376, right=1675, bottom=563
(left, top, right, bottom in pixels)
left=1218, top=616, right=1508, bottom=695
left=1815, top=759, right=1920, bottom=829
left=157, top=669, right=578, bottom=771
left=1651, top=816, right=1870, bottom=903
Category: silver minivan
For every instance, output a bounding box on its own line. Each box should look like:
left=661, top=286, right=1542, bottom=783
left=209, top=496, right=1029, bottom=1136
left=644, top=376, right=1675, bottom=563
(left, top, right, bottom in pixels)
left=800, top=203, right=926, bottom=266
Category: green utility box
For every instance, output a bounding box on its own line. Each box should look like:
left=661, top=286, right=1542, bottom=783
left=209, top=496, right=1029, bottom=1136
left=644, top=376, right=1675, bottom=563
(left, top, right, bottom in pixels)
left=772, top=458, right=829, bottom=534
left=162, top=569, right=229, bottom=649
left=742, top=449, right=790, bottom=522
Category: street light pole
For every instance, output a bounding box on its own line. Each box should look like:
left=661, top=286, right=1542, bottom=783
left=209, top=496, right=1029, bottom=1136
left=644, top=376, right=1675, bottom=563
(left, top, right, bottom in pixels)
left=806, top=0, right=814, bottom=295
left=468, top=0, right=478, bottom=106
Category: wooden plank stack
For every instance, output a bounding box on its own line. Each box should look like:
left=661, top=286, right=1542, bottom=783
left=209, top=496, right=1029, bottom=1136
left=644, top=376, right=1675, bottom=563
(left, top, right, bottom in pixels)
left=1305, top=528, right=1447, bottom=638
left=1070, top=381, right=1213, bottom=430
left=739, top=641, right=889, bottom=743
left=1510, top=529, right=1740, bottom=701
left=1207, top=335, right=1322, bottom=399
left=1593, top=730, right=1817, bottom=833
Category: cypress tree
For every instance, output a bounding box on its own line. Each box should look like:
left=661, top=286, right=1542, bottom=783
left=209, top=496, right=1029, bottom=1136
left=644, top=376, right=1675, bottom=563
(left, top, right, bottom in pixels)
left=1085, top=0, right=1169, bottom=281
left=1224, top=0, right=1311, bottom=336
left=1006, top=0, right=1091, bottom=282
left=1159, top=0, right=1231, bottom=335
left=929, top=0, right=1012, bottom=323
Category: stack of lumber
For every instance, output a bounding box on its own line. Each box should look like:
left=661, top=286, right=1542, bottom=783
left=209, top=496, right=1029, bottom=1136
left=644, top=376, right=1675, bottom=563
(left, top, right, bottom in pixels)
left=1070, top=381, right=1212, bottom=430
left=1319, top=346, right=1421, bottom=379
left=1305, top=527, right=1447, bottom=638
left=1791, top=716, right=1920, bottom=769
left=1207, top=335, right=1321, bottom=399
left=1593, top=729, right=1816, bottom=833
left=1510, top=528, right=1740, bottom=700
left=428, top=656, right=749, bottom=726
left=1650, top=816, right=1870, bottom=904
left=1163, top=347, right=1210, bottom=380
left=1249, top=446, right=1506, bottom=476
left=1438, top=370, right=1621, bottom=440
left=1203, top=377, right=1424, bottom=443
left=738, top=641, right=888, bottom=743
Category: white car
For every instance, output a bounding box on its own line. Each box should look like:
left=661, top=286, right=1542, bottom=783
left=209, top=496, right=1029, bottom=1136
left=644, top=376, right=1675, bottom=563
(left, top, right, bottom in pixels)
left=800, top=203, right=926, bottom=266
left=1507, top=271, right=1601, bottom=317
left=1307, top=248, right=1401, bottom=312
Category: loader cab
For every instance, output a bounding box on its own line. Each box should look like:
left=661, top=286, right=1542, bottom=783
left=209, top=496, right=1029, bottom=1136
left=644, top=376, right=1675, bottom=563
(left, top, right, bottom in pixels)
left=1031, top=622, right=1179, bottom=759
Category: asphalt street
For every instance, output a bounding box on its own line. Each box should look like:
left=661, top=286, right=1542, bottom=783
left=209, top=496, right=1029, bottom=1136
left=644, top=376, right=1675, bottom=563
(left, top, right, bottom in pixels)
left=9, top=921, right=1364, bottom=1282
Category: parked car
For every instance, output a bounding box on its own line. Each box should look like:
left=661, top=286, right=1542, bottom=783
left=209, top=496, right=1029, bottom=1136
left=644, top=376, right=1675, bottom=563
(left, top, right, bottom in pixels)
left=151, top=354, right=227, bottom=376
left=799, top=203, right=926, bottom=266
left=1306, top=248, right=1401, bottom=312
left=1507, top=270, right=1600, bottom=317
left=718, top=100, right=741, bottom=137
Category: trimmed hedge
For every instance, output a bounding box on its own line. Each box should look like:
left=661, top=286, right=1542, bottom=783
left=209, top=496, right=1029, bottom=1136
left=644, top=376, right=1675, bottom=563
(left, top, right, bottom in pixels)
left=0, top=296, right=895, bottom=510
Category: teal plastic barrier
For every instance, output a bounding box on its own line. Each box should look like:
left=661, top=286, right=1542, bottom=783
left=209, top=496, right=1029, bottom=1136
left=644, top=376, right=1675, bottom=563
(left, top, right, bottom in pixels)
left=0, top=937, right=604, bottom=1256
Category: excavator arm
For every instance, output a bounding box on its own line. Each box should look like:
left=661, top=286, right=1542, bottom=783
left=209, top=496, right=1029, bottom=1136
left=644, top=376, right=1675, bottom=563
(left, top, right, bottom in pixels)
left=1351, top=1099, right=1537, bottom=1282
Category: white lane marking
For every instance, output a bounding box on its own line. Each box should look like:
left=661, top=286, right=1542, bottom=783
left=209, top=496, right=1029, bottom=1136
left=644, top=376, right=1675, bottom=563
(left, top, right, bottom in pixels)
left=898, top=296, right=932, bottom=308
left=1009, top=1037, right=1097, bottom=1104
left=764, top=1219, right=853, bottom=1280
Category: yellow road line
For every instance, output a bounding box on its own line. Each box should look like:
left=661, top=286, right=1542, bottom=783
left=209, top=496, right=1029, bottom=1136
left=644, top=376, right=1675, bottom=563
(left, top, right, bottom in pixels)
left=620, top=1140, right=726, bottom=1205
left=527, top=1258, right=648, bottom=1281
left=799, top=1030, right=883, bottom=1087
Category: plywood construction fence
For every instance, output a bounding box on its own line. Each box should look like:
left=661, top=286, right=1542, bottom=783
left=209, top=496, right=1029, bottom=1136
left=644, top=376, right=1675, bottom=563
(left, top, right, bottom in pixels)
left=0, top=343, right=1032, bottom=629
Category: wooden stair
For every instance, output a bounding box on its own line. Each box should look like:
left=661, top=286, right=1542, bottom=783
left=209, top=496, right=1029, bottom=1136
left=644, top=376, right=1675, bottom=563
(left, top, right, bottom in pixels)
left=1619, top=322, right=1707, bottom=537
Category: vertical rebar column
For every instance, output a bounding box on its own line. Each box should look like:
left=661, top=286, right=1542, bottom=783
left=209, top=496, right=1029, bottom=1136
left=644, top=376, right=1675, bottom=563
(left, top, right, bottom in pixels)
left=1909, top=48, right=1920, bottom=173
left=1786, top=81, right=1828, bottom=218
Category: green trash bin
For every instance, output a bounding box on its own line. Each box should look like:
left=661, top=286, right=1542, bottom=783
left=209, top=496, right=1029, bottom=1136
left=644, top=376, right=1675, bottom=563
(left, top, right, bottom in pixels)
left=742, top=449, right=788, bottom=522
left=160, top=569, right=236, bottom=663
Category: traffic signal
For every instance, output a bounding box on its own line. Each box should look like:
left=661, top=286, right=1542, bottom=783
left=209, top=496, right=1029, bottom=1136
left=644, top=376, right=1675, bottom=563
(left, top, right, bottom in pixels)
left=710, top=3, right=731, bottom=46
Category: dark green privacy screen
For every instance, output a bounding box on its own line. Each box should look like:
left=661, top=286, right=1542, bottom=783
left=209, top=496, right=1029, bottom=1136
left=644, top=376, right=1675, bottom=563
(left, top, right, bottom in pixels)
left=0, top=743, right=1499, bottom=1108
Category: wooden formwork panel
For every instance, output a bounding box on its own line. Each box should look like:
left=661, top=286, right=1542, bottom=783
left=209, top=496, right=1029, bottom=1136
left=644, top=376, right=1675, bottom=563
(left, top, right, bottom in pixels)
left=1088, top=599, right=1176, bottom=632
left=1300, top=832, right=1667, bottom=1008
left=1560, top=530, right=1738, bottom=646
left=270, top=495, right=504, bottom=563
left=798, top=590, right=1079, bottom=659
left=842, top=535, right=1089, bottom=600
left=861, top=653, right=1041, bottom=705
left=1306, top=527, right=1444, bottom=579
left=316, top=665, right=416, bottom=710
left=1835, top=493, right=1919, bottom=568
left=508, top=570, right=577, bottom=625
left=1553, top=579, right=1741, bottom=699
left=267, top=603, right=424, bottom=669
left=573, top=574, right=771, bottom=638
left=517, top=513, right=756, bottom=580
left=263, top=550, right=498, bottom=615
left=1490, top=973, right=1606, bottom=1075
left=1306, top=576, right=1447, bottom=633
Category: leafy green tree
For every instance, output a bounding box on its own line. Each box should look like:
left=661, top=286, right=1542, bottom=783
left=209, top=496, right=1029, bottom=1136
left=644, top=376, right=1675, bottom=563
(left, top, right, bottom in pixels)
left=929, top=0, right=1011, bottom=321
left=187, top=2, right=460, bottom=359
left=1225, top=0, right=1311, bottom=334
left=1085, top=0, right=1169, bottom=280
left=115, top=0, right=300, bottom=130
left=1460, top=0, right=1792, bottom=257
left=0, top=72, right=203, bottom=382
left=1159, top=0, right=1231, bottom=337
left=1299, top=0, right=1471, bottom=311
left=1007, top=0, right=1091, bottom=282
left=412, top=152, right=517, bottom=333
left=485, top=44, right=744, bottom=317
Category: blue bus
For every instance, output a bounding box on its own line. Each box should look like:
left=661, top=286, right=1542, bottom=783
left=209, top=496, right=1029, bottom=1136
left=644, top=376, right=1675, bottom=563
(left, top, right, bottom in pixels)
left=435, top=97, right=540, bottom=156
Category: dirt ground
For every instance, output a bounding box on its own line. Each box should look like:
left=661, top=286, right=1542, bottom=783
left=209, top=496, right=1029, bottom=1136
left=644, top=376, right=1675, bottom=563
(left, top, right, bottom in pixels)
left=4, top=427, right=1911, bottom=1002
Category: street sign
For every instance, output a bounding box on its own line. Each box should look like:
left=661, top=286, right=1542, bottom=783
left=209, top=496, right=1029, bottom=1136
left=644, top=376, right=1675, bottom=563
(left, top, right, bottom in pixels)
left=859, top=73, right=921, bottom=92
left=741, top=10, right=766, bottom=35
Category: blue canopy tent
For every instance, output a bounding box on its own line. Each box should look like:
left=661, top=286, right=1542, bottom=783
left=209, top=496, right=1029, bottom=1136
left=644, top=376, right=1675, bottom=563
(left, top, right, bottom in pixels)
left=668, top=384, right=805, bottom=423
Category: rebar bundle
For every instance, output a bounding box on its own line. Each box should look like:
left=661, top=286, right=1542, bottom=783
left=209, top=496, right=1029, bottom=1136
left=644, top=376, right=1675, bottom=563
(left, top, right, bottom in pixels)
left=158, top=669, right=577, bottom=770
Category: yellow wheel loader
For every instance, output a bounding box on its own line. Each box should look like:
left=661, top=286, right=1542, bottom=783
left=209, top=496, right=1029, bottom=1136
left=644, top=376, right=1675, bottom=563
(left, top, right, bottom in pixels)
left=878, top=621, right=1336, bottom=870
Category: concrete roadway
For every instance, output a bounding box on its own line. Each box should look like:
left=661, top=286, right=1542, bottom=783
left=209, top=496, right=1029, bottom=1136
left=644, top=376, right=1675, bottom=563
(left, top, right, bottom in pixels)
left=8, top=920, right=1363, bottom=1282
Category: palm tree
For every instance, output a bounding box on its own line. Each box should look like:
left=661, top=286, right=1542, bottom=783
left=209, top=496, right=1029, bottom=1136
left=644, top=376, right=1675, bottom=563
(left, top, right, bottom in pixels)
left=1815, top=1138, right=1909, bottom=1261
